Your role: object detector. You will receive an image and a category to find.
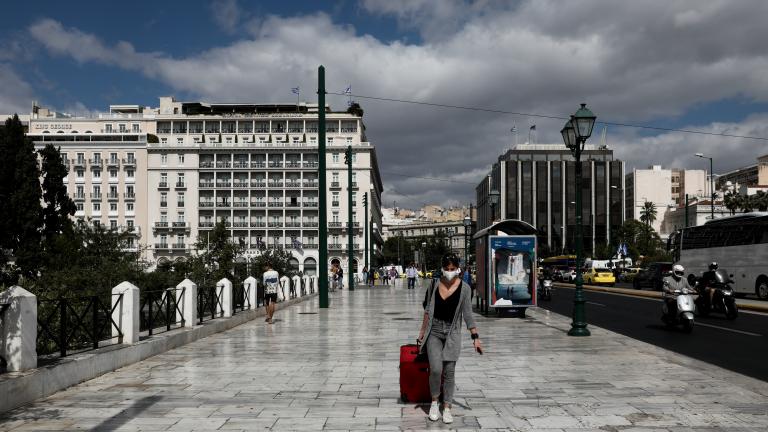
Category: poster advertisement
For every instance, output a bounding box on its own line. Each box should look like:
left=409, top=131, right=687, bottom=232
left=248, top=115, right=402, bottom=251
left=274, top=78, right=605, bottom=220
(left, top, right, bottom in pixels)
left=489, top=235, right=536, bottom=307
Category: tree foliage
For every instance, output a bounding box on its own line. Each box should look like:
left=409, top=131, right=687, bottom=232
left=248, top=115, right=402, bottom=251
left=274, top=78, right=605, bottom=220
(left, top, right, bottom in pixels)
left=39, top=144, right=76, bottom=243
left=191, top=222, right=244, bottom=286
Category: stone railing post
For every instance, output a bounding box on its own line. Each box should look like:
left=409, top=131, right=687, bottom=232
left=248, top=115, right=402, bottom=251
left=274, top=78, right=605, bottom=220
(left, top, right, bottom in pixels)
left=244, top=277, right=257, bottom=310
left=111, top=282, right=140, bottom=345
left=292, top=276, right=302, bottom=297
left=303, top=276, right=310, bottom=296
left=279, top=276, right=290, bottom=302
left=310, top=276, right=317, bottom=293
left=176, top=279, right=197, bottom=327
left=217, top=278, right=233, bottom=317
left=0, top=286, right=37, bottom=372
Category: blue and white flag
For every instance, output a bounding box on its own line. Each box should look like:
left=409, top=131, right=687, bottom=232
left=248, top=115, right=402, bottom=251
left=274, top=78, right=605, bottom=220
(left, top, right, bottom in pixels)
left=292, top=237, right=302, bottom=249
left=291, top=87, right=300, bottom=95
left=622, top=243, right=628, bottom=257
left=343, top=85, right=352, bottom=94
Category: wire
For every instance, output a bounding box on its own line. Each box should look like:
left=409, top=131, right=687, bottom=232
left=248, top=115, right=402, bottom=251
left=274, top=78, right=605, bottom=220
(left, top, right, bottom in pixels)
left=329, top=91, right=768, bottom=142
left=380, top=171, right=476, bottom=185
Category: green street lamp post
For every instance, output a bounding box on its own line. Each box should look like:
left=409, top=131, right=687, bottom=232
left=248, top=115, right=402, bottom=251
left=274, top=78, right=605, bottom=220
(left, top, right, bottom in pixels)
left=561, top=103, right=596, bottom=337
left=363, top=192, right=368, bottom=270
left=421, top=241, right=427, bottom=273
left=463, top=215, right=471, bottom=267
left=345, top=146, right=354, bottom=291
left=318, top=66, right=329, bottom=308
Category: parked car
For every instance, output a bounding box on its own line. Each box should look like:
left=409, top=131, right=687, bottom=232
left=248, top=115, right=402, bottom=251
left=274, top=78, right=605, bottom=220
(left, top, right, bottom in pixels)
left=619, top=267, right=642, bottom=282
left=633, top=262, right=673, bottom=290
left=583, top=268, right=616, bottom=286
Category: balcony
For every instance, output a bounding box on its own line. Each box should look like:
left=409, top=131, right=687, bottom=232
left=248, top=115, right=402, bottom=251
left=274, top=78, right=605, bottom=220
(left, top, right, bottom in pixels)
left=175, top=182, right=186, bottom=189
left=304, top=221, right=319, bottom=227
left=351, top=182, right=358, bottom=188
left=341, top=128, right=358, bottom=133
left=303, top=201, right=318, bottom=207
left=73, top=193, right=86, bottom=200
left=124, top=192, right=135, bottom=200
left=347, top=222, right=360, bottom=228
left=216, top=182, right=232, bottom=188
left=268, top=162, right=283, bottom=168
left=250, top=221, right=266, bottom=227
left=199, top=201, right=214, bottom=207
left=251, top=162, right=266, bottom=168
left=285, top=222, right=301, bottom=228
left=215, top=161, right=232, bottom=168
left=329, top=222, right=343, bottom=228
left=303, top=161, right=319, bottom=168
left=328, top=243, right=342, bottom=250
left=154, top=222, right=169, bottom=229
left=267, top=182, right=283, bottom=188
left=251, top=201, right=266, bottom=208
left=200, top=161, right=215, bottom=168
left=331, top=201, right=339, bottom=207
left=122, top=158, right=136, bottom=166
left=89, top=158, right=104, bottom=167
left=255, top=128, right=269, bottom=133
left=169, top=244, right=186, bottom=251
left=285, top=181, right=301, bottom=188
left=177, top=201, right=185, bottom=207
left=233, top=201, right=249, bottom=207
left=304, top=181, right=318, bottom=188
left=90, top=193, right=102, bottom=200
left=172, top=222, right=189, bottom=231
left=158, top=182, right=169, bottom=189
left=288, top=127, right=303, bottom=133
left=286, top=161, right=301, bottom=168
left=285, top=201, right=301, bottom=208
left=199, top=221, right=214, bottom=228
left=251, top=181, right=266, bottom=188
left=216, top=202, right=231, bottom=208
left=303, top=243, right=319, bottom=249
left=107, top=192, right=119, bottom=200
left=233, top=161, right=249, bottom=168
left=268, top=222, right=283, bottom=227
left=268, top=202, right=283, bottom=208
left=199, top=181, right=214, bottom=188
left=72, top=159, right=87, bottom=167
left=160, top=201, right=168, bottom=207
left=107, top=159, right=120, bottom=167
left=232, top=221, right=249, bottom=228
left=233, top=181, right=249, bottom=188
left=155, top=243, right=169, bottom=250
left=330, top=182, right=341, bottom=189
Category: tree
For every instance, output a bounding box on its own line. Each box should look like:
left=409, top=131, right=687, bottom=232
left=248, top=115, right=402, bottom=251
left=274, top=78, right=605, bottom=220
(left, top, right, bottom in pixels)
left=252, top=248, right=295, bottom=280
left=192, top=222, right=244, bottom=285
left=381, top=235, right=415, bottom=267
left=724, top=191, right=740, bottom=216
left=0, top=114, right=43, bottom=283
left=39, top=144, right=76, bottom=242
left=639, top=201, right=657, bottom=228
left=615, top=219, right=662, bottom=260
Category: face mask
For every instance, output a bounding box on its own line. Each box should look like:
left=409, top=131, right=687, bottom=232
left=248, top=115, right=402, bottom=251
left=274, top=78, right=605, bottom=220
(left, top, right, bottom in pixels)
left=443, top=269, right=460, bottom=281
left=674, top=271, right=683, bottom=278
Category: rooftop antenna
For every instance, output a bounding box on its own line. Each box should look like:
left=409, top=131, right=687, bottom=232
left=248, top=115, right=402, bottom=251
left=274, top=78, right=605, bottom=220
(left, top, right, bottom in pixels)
left=600, top=126, right=607, bottom=148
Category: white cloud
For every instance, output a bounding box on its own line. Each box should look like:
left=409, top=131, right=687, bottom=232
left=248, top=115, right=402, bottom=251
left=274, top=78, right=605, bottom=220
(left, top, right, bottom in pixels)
left=211, top=0, right=244, bottom=33
left=26, top=1, right=768, bottom=207
left=0, top=64, right=35, bottom=115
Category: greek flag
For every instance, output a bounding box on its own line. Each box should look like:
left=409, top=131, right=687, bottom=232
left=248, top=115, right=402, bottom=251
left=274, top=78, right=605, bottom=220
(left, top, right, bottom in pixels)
left=292, top=237, right=302, bottom=249
left=622, top=243, right=628, bottom=256
left=291, top=87, right=300, bottom=95
left=343, top=85, right=352, bottom=94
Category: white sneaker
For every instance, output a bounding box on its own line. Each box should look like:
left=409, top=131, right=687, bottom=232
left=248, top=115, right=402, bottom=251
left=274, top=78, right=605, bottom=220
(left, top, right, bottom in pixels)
left=442, top=407, right=453, bottom=424
left=428, top=401, right=440, bottom=421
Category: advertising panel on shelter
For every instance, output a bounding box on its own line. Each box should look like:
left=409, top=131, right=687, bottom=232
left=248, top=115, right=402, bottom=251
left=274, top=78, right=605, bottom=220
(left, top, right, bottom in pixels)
left=488, top=235, right=536, bottom=308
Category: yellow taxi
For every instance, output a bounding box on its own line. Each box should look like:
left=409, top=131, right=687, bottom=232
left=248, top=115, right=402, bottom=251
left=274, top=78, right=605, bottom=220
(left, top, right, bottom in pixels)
left=583, top=268, right=616, bottom=286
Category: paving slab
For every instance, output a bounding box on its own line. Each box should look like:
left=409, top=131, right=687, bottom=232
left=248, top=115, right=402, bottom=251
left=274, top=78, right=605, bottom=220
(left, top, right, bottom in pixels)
left=2, top=279, right=768, bottom=431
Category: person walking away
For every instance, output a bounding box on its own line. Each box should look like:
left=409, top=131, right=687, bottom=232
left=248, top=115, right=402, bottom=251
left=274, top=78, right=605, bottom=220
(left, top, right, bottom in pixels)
left=389, top=266, right=398, bottom=286
left=406, top=262, right=418, bottom=289
left=362, top=266, right=369, bottom=287
left=262, top=262, right=280, bottom=324
left=338, top=266, right=344, bottom=289
left=418, top=254, right=482, bottom=424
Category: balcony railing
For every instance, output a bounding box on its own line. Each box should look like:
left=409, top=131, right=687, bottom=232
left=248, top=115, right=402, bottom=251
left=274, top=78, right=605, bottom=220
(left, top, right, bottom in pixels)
left=288, top=128, right=303, bottom=133
left=216, top=182, right=232, bottom=188
left=251, top=181, right=266, bottom=188
left=251, top=202, right=266, bottom=207
left=107, top=192, right=119, bottom=200
left=304, top=181, right=319, bottom=188
left=268, top=202, right=283, bottom=207
left=199, top=222, right=214, bottom=228
left=233, top=161, right=249, bottom=168
left=330, top=182, right=340, bottom=188
left=90, top=193, right=102, bottom=200
left=199, top=182, right=214, bottom=188
left=250, top=221, right=266, bottom=227
left=304, top=221, right=319, bottom=227
left=199, top=201, right=214, bottom=207
left=155, top=243, right=169, bottom=250
left=233, top=201, right=249, bottom=207
left=158, top=182, right=168, bottom=188
left=154, top=222, right=169, bottom=228
left=285, top=222, right=301, bottom=228
left=107, top=159, right=120, bottom=167
left=175, top=182, right=186, bottom=189
left=160, top=201, right=167, bottom=207
left=172, top=222, right=188, bottom=229
left=286, top=161, right=301, bottom=168
left=251, top=162, right=266, bottom=168
left=72, top=159, right=87, bottom=167
left=232, top=222, right=249, bottom=228
left=268, top=182, right=283, bottom=188
left=89, top=158, right=104, bottom=166
left=200, top=161, right=214, bottom=168
left=303, top=201, right=318, bottom=207
left=73, top=193, right=85, bottom=200
left=216, top=202, right=231, bottom=208
left=268, top=162, right=283, bottom=168
left=304, top=161, right=318, bottom=168
left=328, top=243, right=342, bottom=249
left=331, top=201, right=339, bottom=207
left=329, top=222, right=343, bottom=228
left=347, top=222, right=360, bottom=228
left=303, top=243, right=319, bottom=249
left=285, top=181, right=301, bottom=188
left=124, top=192, right=135, bottom=200
left=268, top=222, right=283, bottom=227
left=286, top=201, right=300, bottom=208
left=170, top=243, right=186, bottom=250
left=215, top=162, right=232, bottom=168
left=233, top=181, right=249, bottom=188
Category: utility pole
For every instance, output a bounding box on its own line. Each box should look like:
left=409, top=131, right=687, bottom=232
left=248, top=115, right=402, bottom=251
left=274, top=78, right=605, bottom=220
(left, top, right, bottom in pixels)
left=345, top=145, right=354, bottom=291
left=363, top=192, right=368, bottom=270
left=685, top=194, right=689, bottom=228
left=318, top=66, right=328, bottom=308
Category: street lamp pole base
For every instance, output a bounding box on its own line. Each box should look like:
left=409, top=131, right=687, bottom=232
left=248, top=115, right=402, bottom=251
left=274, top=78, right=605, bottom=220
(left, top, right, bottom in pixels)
left=568, top=325, right=591, bottom=337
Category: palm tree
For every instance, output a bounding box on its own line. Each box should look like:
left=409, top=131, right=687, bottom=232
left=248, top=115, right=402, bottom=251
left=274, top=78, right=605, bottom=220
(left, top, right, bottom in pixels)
left=639, top=201, right=657, bottom=228
left=724, top=191, right=739, bottom=216
left=753, top=190, right=768, bottom=211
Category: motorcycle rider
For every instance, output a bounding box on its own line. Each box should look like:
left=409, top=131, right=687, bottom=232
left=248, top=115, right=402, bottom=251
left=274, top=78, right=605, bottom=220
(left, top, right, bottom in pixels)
left=663, top=264, right=692, bottom=317
left=698, top=262, right=719, bottom=308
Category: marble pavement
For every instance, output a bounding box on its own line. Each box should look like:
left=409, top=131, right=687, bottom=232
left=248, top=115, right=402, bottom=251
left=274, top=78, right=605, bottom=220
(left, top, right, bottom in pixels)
left=2, top=279, right=768, bottom=431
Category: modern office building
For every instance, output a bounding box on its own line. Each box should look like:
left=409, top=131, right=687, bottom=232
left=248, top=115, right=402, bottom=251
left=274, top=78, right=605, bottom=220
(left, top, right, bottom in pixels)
left=625, top=165, right=708, bottom=235
left=26, top=97, right=384, bottom=275
left=476, top=143, right=625, bottom=255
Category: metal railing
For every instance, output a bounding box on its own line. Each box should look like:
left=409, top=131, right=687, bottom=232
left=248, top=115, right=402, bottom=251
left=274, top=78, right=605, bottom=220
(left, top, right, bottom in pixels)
left=197, top=285, right=224, bottom=324
left=232, top=282, right=252, bottom=314
left=139, top=288, right=185, bottom=336
left=37, top=294, right=124, bottom=358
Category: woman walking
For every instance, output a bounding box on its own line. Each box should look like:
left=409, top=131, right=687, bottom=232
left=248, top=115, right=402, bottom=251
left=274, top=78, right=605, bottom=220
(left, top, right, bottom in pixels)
left=418, top=253, right=482, bottom=424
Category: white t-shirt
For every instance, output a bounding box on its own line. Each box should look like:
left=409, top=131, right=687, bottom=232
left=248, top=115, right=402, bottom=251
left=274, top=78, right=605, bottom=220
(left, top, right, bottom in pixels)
left=263, top=270, right=280, bottom=294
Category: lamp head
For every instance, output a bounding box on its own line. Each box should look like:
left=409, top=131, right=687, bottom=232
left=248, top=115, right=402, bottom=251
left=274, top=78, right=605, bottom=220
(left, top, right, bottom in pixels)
left=573, top=103, right=596, bottom=140
left=560, top=119, right=576, bottom=150
left=695, top=152, right=705, bottom=158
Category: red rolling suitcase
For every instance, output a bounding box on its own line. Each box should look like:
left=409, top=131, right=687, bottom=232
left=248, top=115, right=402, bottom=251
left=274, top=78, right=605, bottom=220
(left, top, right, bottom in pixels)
left=399, top=343, right=431, bottom=403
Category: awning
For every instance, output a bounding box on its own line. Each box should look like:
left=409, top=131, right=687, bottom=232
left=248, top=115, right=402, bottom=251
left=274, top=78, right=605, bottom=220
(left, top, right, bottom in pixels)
left=472, top=219, right=537, bottom=240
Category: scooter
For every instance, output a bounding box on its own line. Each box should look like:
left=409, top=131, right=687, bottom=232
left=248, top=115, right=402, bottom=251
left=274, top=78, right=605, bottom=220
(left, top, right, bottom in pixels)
left=694, top=269, right=738, bottom=320
left=661, top=287, right=695, bottom=333
left=538, top=278, right=552, bottom=301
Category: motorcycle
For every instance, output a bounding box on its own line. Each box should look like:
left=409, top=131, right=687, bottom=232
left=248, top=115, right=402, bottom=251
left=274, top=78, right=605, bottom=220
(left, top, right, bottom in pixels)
left=695, top=269, right=738, bottom=320
left=661, top=287, right=696, bottom=333
left=538, top=278, right=552, bottom=301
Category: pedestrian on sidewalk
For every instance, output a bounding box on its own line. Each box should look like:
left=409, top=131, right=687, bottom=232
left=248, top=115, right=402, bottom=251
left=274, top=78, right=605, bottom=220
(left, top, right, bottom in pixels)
left=382, top=268, right=389, bottom=285
left=262, top=262, right=280, bottom=324
left=389, top=266, right=398, bottom=285
left=418, top=253, right=482, bottom=424
left=338, top=266, right=344, bottom=289
left=362, top=266, right=369, bottom=287
left=406, top=262, right=418, bottom=289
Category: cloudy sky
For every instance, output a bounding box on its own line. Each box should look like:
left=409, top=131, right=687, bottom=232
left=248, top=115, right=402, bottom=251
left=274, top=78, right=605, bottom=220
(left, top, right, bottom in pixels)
left=3, top=0, right=768, bottom=209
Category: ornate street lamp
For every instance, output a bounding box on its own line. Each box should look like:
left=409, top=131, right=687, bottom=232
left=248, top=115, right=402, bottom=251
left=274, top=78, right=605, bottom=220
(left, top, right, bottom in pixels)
left=421, top=241, right=427, bottom=273
left=463, top=215, right=472, bottom=267
left=489, top=188, right=500, bottom=224
left=562, top=103, right=596, bottom=337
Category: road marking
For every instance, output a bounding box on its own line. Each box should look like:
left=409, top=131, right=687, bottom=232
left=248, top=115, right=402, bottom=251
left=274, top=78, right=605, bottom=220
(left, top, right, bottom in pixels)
left=696, top=322, right=762, bottom=337
left=586, top=301, right=606, bottom=307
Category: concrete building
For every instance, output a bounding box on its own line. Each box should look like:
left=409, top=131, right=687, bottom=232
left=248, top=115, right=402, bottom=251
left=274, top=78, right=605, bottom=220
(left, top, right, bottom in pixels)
left=476, top=143, right=625, bottom=255
left=26, top=97, right=384, bottom=275
left=625, top=166, right=707, bottom=235
left=383, top=220, right=474, bottom=260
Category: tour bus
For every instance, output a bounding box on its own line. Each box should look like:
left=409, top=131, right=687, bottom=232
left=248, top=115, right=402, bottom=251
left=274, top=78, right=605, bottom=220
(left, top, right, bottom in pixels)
left=667, top=212, right=768, bottom=299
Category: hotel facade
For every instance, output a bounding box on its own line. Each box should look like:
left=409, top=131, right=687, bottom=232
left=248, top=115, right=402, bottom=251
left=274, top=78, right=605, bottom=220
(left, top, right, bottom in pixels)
left=26, top=97, right=384, bottom=275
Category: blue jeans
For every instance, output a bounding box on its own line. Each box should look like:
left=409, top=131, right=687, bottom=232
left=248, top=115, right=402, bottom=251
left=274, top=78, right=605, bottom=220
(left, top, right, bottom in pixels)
left=408, top=277, right=416, bottom=289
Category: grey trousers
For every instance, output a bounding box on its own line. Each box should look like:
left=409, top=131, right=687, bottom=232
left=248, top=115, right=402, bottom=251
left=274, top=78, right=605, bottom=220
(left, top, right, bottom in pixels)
left=426, top=319, right=456, bottom=404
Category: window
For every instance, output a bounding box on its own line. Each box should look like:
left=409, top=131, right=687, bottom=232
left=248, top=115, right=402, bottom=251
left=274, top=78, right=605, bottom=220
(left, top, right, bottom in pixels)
left=352, top=153, right=357, bottom=163
left=126, top=185, right=134, bottom=195
left=118, top=124, right=126, bottom=133
left=93, top=169, right=101, bottom=180
left=126, top=169, right=135, bottom=179
left=178, top=154, right=185, bottom=164
left=178, top=192, right=185, bottom=206
left=160, top=192, right=167, bottom=207
left=332, top=172, right=339, bottom=183
left=177, top=137, right=184, bottom=144
left=352, top=193, right=357, bottom=206
left=110, top=152, right=118, bottom=162
left=76, top=185, right=84, bottom=195
left=177, top=173, right=185, bottom=186
left=110, top=202, right=117, bottom=212
left=132, top=124, right=139, bottom=133
left=93, top=202, right=101, bottom=211
left=160, top=213, right=168, bottom=223
left=178, top=212, right=185, bottom=222
left=109, top=169, right=118, bottom=179
left=127, top=152, right=135, bottom=162
left=310, top=136, right=317, bottom=145
left=93, top=152, right=101, bottom=162
left=77, top=169, right=84, bottom=179
left=126, top=219, right=134, bottom=229
left=332, top=212, right=339, bottom=223
left=160, top=173, right=167, bottom=184
left=105, top=124, right=112, bottom=133
left=93, top=185, right=101, bottom=196
left=161, top=138, right=168, bottom=144
left=76, top=202, right=84, bottom=211
left=126, top=202, right=134, bottom=212
left=161, top=153, right=167, bottom=165
left=332, top=153, right=339, bottom=163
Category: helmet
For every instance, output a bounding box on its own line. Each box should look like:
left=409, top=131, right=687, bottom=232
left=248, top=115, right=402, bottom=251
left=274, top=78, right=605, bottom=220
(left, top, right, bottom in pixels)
left=709, top=262, right=718, bottom=271
left=673, top=264, right=684, bottom=277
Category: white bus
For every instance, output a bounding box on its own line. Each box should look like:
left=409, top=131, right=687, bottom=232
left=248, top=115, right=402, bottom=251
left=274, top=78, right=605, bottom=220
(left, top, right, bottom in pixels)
left=667, top=212, right=768, bottom=299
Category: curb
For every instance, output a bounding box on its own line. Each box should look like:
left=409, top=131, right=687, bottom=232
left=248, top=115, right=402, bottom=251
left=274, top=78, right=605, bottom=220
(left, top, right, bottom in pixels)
left=553, top=282, right=768, bottom=313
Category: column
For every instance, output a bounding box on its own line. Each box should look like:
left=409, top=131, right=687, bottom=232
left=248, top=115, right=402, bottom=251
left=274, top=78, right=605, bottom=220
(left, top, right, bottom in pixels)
left=244, top=276, right=257, bottom=309
left=176, top=278, right=198, bottom=326
left=217, top=278, right=233, bottom=318
left=0, top=286, right=37, bottom=372
left=111, top=281, right=140, bottom=344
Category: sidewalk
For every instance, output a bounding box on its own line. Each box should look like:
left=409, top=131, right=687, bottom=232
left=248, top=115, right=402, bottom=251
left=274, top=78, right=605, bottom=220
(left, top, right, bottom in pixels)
left=2, top=279, right=768, bottom=431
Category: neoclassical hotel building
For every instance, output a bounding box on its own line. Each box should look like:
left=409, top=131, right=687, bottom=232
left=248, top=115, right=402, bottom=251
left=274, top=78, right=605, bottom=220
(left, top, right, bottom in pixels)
left=25, top=97, right=384, bottom=274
